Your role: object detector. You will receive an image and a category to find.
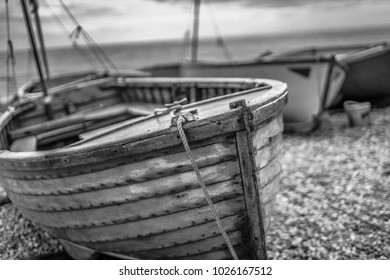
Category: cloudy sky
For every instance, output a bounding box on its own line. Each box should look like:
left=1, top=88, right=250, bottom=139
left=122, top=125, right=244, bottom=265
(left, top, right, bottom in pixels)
left=1, top=0, right=390, bottom=51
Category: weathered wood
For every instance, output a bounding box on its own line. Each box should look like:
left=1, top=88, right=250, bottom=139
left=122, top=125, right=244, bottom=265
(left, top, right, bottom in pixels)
left=85, top=212, right=246, bottom=252
left=255, top=158, right=282, bottom=189
left=10, top=136, right=37, bottom=152
left=0, top=77, right=287, bottom=260
left=252, top=114, right=284, bottom=151
left=60, top=239, right=99, bottom=260
left=10, top=104, right=152, bottom=140
left=254, top=134, right=283, bottom=170
left=18, top=177, right=243, bottom=229
left=116, top=229, right=248, bottom=259
left=44, top=196, right=246, bottom=243
left=0, top=86, right=287, bottom=172
left=8, top=161, right=240, bottom=210
left=259, top=175, right=280, bottom=205
left=178, top=243, right=251, bottom=260
left=260, top=200, right=276, bottom=233
left=235, top=106, right=267, bottom=260
left=3, top=140, right=237, bottom=193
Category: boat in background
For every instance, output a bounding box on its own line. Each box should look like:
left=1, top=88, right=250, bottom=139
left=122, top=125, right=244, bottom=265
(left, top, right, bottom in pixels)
left=274, top=42, right=390, bottom=107
left=141, top=0, right=346, bottom=133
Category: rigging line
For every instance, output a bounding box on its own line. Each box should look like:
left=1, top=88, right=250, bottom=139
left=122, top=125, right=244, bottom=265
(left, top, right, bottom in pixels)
left=77, top=28, right=111, bottom=71
left=204, top=0, right=234, bottom=62
left=41, top=0, right=100, bottom=70
left=80, top=29, right=119, bottom=72
left=56, top=0, right=119, bottom=72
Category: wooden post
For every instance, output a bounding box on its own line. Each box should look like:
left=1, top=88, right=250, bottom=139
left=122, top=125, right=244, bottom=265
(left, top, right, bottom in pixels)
left=230, top=99, right=267, bottom=260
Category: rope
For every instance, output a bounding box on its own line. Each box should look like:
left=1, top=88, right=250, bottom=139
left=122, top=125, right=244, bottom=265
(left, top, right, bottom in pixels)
left=41, top=0, right=100, bottom=70
left=56, top=0, right=119, bottom=72
left=176, top=115, right=239, bottom=260
left=205, top=0, right=234, bottom=62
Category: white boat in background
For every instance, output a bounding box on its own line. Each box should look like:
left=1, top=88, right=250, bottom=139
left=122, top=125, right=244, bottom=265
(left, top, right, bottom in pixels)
left=141, top=0, right=346, bottom=133
left=273, top=42, right=390, bottom=107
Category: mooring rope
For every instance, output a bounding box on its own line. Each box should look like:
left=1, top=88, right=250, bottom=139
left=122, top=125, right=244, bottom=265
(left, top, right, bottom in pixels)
left=176, top=115, right=239, bottom=260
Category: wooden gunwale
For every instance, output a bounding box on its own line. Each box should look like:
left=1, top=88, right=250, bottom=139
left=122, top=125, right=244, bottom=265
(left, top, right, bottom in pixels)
left=0, top=82, right=287, bottom=171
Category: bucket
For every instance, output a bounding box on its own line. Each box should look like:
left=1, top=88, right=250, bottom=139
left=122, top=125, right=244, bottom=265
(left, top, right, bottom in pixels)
left=343, top=100, right=371, bottom=127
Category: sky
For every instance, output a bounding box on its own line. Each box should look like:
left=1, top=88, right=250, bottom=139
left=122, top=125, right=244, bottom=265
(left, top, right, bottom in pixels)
left=1, top=0, right=390, bottom=51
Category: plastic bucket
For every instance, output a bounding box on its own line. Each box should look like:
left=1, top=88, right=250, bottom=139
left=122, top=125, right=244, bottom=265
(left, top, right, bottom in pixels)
left=343, top=100, right=371, bottom=127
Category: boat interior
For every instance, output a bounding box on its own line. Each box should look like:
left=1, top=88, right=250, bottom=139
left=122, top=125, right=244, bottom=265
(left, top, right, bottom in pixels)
left=2, top=77, right=268, bottom=153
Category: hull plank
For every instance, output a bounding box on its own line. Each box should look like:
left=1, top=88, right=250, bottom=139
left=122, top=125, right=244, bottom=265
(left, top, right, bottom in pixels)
left=19, top=176, right=244, bottom=228
left=8, top=160, right=240, bottom=211
left=45, top=196, right=247, bottom=243
left=2, top=139, right=237, bottom=193
left=85, top=213, right=247, bottom=252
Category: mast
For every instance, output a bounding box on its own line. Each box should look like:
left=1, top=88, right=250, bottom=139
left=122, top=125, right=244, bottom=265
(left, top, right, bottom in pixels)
left=30, top=0, right=50, bottom=79
left=191, top=0, right=201, bottom=63
left=21, top=0, right=53, bottom=119
left=20, top=0, right=48, bottom=97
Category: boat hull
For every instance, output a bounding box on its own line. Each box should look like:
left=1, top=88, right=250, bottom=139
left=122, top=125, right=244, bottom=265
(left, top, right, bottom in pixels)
left=275, top=42, right=390, bottom=107
left=0, top=77, right=287, bottom=259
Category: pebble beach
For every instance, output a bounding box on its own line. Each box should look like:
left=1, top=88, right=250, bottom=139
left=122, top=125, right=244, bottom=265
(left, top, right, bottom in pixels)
left=0, top=106, right=389, bottom=260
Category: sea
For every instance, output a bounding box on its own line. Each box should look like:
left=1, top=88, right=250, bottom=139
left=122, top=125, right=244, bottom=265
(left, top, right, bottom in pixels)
left=1, top=26, right=390, bottom=100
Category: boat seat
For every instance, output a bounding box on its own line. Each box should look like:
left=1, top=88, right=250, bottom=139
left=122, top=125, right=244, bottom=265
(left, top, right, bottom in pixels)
left=10, top=136, right=38, bottom=152
left=10, top=103, right=157, bottom=141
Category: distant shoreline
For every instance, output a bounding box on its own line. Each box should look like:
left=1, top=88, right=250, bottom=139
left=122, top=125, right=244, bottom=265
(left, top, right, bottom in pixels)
left=2, top=24, right=390, bottom=54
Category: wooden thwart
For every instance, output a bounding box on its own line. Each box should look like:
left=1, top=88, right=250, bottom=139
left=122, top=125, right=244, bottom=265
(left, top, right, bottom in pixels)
left=9, top=103, right=155, bottom=140
left=10, top=136, right=38, bottom=152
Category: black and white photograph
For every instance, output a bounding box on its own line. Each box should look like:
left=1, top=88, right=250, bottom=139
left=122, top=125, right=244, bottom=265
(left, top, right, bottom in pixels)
left=0, top=0, right=389, bottom=269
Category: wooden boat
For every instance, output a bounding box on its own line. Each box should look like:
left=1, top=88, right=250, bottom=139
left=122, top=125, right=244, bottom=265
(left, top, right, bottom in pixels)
left=0, top=76, right=287, bottom=259
left=141, top=0, right=346, bottom=133
left=273, top=42, right=390, bottom=107
left=19, top=70, right=148, bottom=96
